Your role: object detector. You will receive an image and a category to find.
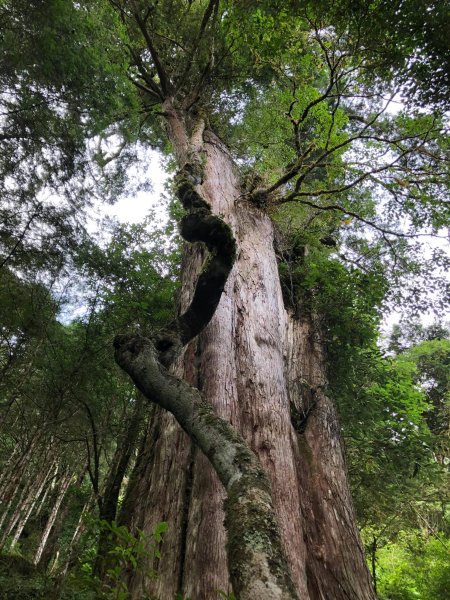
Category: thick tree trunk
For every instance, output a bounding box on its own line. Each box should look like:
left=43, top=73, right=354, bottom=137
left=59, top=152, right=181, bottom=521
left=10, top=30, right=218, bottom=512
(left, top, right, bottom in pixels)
left=286, top=316, right=375, bottom=599
left=121, top=127, right=375, bottom=599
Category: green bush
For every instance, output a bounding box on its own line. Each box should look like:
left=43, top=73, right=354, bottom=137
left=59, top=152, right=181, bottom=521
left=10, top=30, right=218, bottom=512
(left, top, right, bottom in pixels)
left=0, top=554, right=54, bottom=600
left=377, top=534, right=450, bottom=600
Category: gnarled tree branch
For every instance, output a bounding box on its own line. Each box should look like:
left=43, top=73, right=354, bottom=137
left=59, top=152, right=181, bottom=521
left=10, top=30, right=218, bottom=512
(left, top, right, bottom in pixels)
left=113, top=128, right=297, bottom=597
left=153, top=158, right=236, bottom=365
left=114, top=334, right=298, bottom=600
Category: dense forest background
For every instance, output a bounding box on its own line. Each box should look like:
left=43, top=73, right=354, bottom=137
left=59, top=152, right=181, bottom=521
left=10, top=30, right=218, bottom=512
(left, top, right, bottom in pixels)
left=0, top=1, right=449, bottom=599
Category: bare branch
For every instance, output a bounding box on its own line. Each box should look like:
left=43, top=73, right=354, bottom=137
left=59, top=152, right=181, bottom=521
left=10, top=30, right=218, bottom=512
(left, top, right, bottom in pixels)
left=198, top=0, right=220, bottom=39
left=281, top=198, right=445, bottom=240
left=127, top=46, right=164, bottom=100
left=127, top=72, right=162, bottom=102
left=177, top=0, right=219, bottom=98
left=133, top=13, right=172, bottom=96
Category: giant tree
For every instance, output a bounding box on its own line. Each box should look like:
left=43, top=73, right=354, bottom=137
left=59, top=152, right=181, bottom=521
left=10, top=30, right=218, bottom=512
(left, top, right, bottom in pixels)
left=1, top=1, right=449, bottom=599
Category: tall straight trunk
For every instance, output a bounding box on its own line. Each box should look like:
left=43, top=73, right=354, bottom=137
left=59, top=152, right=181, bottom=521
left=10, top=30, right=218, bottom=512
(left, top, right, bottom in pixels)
left=61, top=493, right=95, bottom=576
left=94, top=395, right=144, bottom=578
left=7, top=460, right=54, bottom=549
left=0, top=433, right=39, bottom=506
left=0, top=445, right=18, bottom=492
left=34, top=480, right=51, bottom=518
left=121, top=127, right=375, bottom=599
left=0, top=466, right=48, bottom=549
left=0, top=472, right=28, bottom=533
left=37, top=467, right=87, bottom=570
left=34, top=469, right=73, bottom=565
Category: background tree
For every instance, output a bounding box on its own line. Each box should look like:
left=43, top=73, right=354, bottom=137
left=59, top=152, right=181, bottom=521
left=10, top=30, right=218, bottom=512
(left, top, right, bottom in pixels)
left=0, top=1, right=449, bottom=599
left=353, top=325, right=450, bottom=598
left=0, top=214, right=179, bottom=594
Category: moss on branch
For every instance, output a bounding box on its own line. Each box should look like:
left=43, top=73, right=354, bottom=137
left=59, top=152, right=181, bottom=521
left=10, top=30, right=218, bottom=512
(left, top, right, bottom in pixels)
left=113, top=332, right=298, bottom=599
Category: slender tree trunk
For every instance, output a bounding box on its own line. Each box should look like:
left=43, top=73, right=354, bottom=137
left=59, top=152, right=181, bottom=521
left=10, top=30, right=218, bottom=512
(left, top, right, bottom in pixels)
left=6, top=460, right=54, bottom=549
left=33, top=469, right=73, bottom=565
left=0, top=473, right=28, bottom=533
left=34, top=481, right=51, bottom=519
left=36, top=466, right=87, bottom=570
left=0, top=445, right=18, bottom=492
left=371, top=537, right=378, bottom=595
left=120, top=125, right=375, bottom=599
left=94, top=395, right=144, bottom=578
left=0, top=434, right=39, bottom=506
left=0, top=471, right=41, bottom=549
left=61, top=493, right=95, bottom=576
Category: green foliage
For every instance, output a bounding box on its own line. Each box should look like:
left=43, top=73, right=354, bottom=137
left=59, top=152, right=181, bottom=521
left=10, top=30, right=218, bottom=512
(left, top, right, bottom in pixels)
left=217, top=591, right=236, bottom=600
left=76, top=214, right=180, bottom=335
left=0, top=554, right=54, bottom=600
left=306, top=0, right=450, bottom=108
left=348, top=329, right=450, bottom=600
left=0, top=270, right=57, bottom=378
left=0, top=0, right=148, bottom=289
left=275, top=205, right=449, bottom=596
left=68, top=520, right=168, bottom=600
left=275, top=207, right=386, bottom=360
left=0, top=1, right=449, bottom=597
left=376, top=532, right=450, bottom=600
left=0, top=0, right=138, bottom=141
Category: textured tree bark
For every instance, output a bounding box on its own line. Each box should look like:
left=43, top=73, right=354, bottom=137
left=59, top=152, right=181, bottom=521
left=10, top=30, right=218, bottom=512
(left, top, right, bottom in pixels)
left=118, top=124, right=376, bottom=599
left=115, top=333, right=299, bottom=600
left=286, top=316, right=376, bottom=600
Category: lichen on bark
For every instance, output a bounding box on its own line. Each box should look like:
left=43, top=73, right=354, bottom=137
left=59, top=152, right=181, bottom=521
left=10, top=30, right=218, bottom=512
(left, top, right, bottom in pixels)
left=114, top=331, right=298, bottom=599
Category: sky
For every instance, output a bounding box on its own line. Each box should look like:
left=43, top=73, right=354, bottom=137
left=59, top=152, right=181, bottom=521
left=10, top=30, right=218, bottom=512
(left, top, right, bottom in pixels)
left=96, top=150, right=169, bottom=226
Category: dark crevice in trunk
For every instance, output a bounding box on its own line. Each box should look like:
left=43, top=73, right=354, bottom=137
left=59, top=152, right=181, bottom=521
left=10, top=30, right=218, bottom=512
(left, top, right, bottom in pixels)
left=177, top=444, right=196, bottom=595
left=286, top=313, right=377, bottom=600
left=290, top=389, right=318, bottom=435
